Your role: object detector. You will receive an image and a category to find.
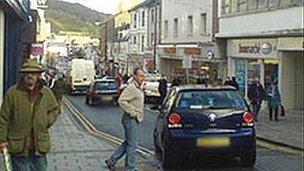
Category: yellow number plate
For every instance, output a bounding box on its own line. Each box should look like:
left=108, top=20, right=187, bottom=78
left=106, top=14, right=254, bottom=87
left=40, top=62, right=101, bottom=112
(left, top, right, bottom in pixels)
left=197, top=137, right=230, bottom=148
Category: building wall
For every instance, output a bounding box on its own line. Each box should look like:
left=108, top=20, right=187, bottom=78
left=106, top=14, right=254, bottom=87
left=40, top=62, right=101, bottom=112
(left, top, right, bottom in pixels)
left=0, top=8, right=4, bottom=103
left=219, top=6, right=302, bottom=36
left=161, top=0, right=214, bottom=43
left=280, top=51, right=303, bottom=110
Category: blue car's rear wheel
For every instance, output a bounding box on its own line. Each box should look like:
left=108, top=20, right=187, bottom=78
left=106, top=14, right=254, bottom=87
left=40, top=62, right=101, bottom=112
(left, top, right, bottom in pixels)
left=240, top=146, right=256, bottom=167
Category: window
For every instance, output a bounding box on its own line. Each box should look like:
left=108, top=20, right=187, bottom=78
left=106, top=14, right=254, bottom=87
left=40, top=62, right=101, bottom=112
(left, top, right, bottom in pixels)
left=231, top=0, right=238, bottom=13
left=257, top=0, right=268, bottom=8
left=200, top=14, right=206, bottom=34
left=133, top=13, right=137, bottom=29
left=222, top=0, right=231, bottom=14
left=164, top=20, right=169, bottom=38
left=141, top=35, right=145, bottom=52
left=173, top=18, right=178, bottom=37
left=151, top=33, right=154, bottom=46
left=187, top=16, right=193, bottom=35
left=268, top=0, right=279, bottom=7
left=142, top=11, right=145, bottom=27
left=248, top=0, right=258, bottom=10
left=292, top=0, right=303, bottom=5
left=133, top=36, right=137, bottom=44
left=151, top=9, right=155, bottom=22
left=280, top=0, right=291, bottom=7
left=238, top=0, right=248, bottom=12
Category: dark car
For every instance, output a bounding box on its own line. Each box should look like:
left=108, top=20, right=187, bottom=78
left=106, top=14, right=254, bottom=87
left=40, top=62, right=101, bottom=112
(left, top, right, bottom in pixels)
left=85, top=79, right=119, bottom=106
left=153, top=85, right=256, bottom=169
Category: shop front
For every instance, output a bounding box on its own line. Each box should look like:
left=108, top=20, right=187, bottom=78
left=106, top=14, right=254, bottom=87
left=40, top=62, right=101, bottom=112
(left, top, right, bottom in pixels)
left=158, top=43, right=226, bottom=83
left=227, top=38, right=279, bottom=97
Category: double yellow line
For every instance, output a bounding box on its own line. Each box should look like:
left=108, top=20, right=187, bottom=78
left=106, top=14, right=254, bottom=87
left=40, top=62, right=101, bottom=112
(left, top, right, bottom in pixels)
left=63, top=97, right=155, bottom=157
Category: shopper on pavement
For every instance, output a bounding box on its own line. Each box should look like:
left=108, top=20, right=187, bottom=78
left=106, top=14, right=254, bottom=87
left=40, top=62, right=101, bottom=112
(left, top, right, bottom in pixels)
left=248, top=78, right=264, bottom=121
left=230, top=76, right=239, bottom=90
left=267, top=79, right=281, bottom=121
left=105, top=68, right=145, bottom=171
left=158, top=75, right=168, bottom=105
left=0, top=59, right=60, bottom=171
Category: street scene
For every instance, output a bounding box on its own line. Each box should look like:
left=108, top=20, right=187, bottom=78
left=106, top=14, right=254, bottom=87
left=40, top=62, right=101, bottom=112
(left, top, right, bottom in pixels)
left=0, top=0, right=303, bottom=171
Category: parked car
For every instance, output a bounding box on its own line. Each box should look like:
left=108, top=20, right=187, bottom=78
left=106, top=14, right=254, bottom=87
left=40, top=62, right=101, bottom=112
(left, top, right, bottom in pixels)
left=153, top=85, right=256, bottom=169
left=85, top=79, right=119, bottom=106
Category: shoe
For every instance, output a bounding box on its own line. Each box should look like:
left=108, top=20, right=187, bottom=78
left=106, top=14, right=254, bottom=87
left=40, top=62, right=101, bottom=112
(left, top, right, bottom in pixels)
left=105, top=159, right=115, bottom=170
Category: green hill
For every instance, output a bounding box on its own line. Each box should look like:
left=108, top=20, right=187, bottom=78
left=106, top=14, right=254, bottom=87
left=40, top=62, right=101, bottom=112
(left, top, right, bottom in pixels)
left=45, top=0, right=112, bottom=36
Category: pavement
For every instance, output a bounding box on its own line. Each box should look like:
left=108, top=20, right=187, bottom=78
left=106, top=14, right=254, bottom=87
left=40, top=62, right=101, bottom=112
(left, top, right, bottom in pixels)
left=0, top=106, right=159, bottom=171
left=255, top=107, right=303, bottom=150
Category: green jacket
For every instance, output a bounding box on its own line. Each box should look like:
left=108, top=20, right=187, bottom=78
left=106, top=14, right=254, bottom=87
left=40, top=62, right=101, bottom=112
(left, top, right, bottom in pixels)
left=0, top=84, right=60, bottom=156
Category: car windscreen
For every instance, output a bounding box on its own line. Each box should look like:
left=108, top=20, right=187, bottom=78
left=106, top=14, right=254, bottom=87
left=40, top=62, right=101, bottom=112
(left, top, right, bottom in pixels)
left=175, top=90, right=246, bottom=110
left=95, top=81, right=117, bottom=90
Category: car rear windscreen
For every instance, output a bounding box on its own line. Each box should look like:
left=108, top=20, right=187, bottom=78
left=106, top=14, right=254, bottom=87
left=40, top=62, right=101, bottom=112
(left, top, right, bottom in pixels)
left=176, top=90, right=246, bottom=110
left=95, top=81, right=117, bottom=90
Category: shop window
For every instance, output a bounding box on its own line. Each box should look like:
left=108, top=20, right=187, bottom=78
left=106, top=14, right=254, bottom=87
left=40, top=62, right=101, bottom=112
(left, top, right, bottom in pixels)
left=280, top=0, right=291, bottom=7
left=257, top=0, right=268, bottom=8
left=238, top=0, right=248, bottom=12
left=268, top=0, right=279, bottom=7
left=222, top=0, right=231, bottom=14
left=231, top=0, right=238, bottom=13
left=291, top=0, right=303, bottom=5
left=248, top=0, right=258, bottom=10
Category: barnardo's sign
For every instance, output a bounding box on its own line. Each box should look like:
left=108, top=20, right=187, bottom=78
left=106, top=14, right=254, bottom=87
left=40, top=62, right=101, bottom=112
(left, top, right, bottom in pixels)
left=228, top=39, right=277, bottom=59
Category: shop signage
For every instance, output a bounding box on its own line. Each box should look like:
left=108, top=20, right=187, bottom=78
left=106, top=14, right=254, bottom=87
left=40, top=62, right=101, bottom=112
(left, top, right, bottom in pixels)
left=239, top=42, right=272, bottom=55
left=30, top=43, right=44, bottom=56
left=164, top=47, right=176, bottom=54
left=184, top=48, right=201, bottom=55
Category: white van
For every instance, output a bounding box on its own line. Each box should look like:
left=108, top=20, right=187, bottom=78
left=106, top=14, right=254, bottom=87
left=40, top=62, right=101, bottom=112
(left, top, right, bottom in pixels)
left=68, top=59, right=95, bottom=94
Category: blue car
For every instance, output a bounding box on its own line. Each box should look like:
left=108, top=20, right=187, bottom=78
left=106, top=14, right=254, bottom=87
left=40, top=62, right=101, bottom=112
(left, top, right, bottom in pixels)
left=153, top=85, right=256, bottom=169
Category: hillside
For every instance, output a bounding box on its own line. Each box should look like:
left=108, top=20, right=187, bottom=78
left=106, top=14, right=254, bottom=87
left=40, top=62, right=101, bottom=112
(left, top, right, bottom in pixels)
left=45, top=0, right=112, bottom=35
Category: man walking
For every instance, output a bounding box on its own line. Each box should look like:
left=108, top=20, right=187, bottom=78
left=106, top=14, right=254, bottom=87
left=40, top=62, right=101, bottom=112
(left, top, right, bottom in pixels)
left=105, top=68, right=145, bottom=171
left=0, top=59, right=60, bottom=171
left=158, top=75, right=168, bottom=105
left=248, top=78, right=263, bottom=121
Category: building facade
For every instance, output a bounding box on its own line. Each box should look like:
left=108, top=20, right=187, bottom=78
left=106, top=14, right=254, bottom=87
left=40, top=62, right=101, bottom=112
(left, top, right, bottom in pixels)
left=158, top=0, right=226, bottom=82
left=217, top=0, right=303, bottom=109
left=0, top=0, right=33, bottom=104
left=129, top=0, right=160, bottom=73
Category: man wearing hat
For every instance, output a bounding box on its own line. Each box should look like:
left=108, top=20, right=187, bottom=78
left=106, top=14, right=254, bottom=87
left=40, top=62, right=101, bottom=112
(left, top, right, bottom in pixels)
left=0, top=59, right=60, bottom=171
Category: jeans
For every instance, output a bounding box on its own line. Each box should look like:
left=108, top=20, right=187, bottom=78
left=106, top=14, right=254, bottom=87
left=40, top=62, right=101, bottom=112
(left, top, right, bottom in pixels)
left=11, top=151, right=47, bottom=171
left=269, top=107, right=279, bottom=121
left=110, top=115, right=139, bottom=171
left=252, top=102, right=261, bottom=121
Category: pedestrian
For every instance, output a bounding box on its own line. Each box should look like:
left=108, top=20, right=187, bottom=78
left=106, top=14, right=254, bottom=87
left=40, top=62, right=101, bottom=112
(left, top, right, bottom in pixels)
left=248, top=78, right=264, bottom=122
left=267, top=79, right=281, bottom=121
left=105, top=68, right=145, bottom=171
left=158, top=75, right=168, bottom=105
left=51, top=74, right=69, bottom=104
left=123, top=74, right=129, bottom=84
left=0, top=59, right=60, bottom=171
left=230, top=76, right=239, bottom=90
left=171, top=76, right=182, bottom=87
left=115, top=74, right=123, bottom=89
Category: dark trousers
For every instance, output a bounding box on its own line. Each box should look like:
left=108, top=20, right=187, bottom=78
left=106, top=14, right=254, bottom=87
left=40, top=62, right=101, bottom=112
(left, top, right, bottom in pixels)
left=11, top=150, right=47, bottom=171
left=269, top=107, right=279, bottom=121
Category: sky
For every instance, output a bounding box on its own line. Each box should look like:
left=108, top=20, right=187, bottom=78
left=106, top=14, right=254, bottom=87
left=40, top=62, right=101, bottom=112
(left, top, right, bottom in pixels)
left=62, top=0, right=144, bottom=14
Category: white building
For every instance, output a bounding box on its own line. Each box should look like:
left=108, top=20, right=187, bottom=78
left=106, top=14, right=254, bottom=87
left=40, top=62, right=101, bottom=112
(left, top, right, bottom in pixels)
left=158, top=0, right=226, bottom=82
left=217, top=0, right=303, bottom=110
left=129, top=0, right=160, bottom=73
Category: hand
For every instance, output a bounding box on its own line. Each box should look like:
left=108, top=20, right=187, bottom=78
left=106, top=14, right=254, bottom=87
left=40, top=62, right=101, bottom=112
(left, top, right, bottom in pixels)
left=0, top=142, right=8, bottom=153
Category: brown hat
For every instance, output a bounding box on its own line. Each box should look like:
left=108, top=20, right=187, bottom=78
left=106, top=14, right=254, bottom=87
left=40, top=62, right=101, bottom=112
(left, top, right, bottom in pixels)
left=20, top=59, right=44, bottom=73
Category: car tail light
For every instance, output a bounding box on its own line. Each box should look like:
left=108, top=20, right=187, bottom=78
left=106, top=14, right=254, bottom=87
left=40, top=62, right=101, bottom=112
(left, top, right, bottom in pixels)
left=242, top=112, right=254, bottom=126
left=168, top=113, right=182, bottom=128
left=91, top=88, right=97, bottom=95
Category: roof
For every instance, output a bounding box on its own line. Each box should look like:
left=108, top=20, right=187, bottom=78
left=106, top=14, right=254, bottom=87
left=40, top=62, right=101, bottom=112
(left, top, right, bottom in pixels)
left=129, top=0, right=159, bottom=12
left=174, top=85, right=237, bottom=92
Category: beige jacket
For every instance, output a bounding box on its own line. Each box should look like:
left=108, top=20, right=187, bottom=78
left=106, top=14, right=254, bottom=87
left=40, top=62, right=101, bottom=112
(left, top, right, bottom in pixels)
left=118, top=79, right=144, bottom=122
